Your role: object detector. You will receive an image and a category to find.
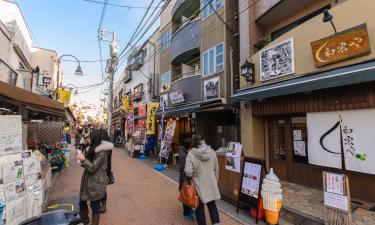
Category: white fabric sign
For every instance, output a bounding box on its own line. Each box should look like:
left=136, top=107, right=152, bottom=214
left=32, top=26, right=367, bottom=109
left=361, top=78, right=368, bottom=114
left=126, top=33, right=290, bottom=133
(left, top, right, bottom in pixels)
left=307, top=109, right=375, bottom=174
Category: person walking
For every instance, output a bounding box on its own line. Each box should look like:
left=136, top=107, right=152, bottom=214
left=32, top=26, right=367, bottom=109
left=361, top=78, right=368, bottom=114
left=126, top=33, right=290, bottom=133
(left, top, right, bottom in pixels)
left=185, top=134, right=221, bottom=225
left=75, top=130, right=110, bottom=225
left=179, top=138, right=194, bottom=221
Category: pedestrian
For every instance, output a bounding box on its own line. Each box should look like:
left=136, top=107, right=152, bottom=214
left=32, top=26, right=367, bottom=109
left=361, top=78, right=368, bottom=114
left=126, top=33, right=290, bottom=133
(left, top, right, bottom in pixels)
left=75, top=129, right=82, bottom=150
left=185, top=134, right=221, bottom=225
left=75, top=130, right=111, bottom=225
left=179, top=138, right=194, bottom=221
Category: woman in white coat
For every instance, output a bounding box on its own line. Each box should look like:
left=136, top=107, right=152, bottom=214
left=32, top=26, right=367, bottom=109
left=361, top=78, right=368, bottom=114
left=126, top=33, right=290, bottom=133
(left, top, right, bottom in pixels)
left=185, top=134, right=221, bottom=225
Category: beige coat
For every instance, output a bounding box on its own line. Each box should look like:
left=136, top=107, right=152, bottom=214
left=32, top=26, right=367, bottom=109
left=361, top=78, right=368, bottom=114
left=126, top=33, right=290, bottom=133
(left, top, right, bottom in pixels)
left=185, top=142, right=221, bottom=204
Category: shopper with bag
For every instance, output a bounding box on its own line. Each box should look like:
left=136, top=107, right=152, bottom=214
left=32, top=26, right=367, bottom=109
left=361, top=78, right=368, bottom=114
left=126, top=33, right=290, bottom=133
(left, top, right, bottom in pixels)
left=75, top=130, right=110, bottom=225
left=179, top=138, right=194, bottom=221
left=185, top=134, right=221, bottom=225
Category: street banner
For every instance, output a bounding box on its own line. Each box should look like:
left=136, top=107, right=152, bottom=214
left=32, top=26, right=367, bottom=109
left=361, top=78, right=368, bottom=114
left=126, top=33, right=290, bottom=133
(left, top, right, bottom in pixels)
left=126, top=105, right=134, bottom=137
left=307, top=108, right=375, bottom=174
left=122, top=97, right=130, bottom=112
left=138, top=103, right=147, bottom=128
left=160, top=120, right=176, bottom=159
left=159, top=101, right=166, bottom=141
left=146, top=102, right=159, bottom=135
left=57, top=89, right=71, bottom=106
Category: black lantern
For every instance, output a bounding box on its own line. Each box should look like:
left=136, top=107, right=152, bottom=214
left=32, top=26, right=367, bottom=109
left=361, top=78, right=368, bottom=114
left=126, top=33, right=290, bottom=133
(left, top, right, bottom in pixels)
left=240, top=59, right=255, bottom=83
left=322, top=9, right=337, bottom=34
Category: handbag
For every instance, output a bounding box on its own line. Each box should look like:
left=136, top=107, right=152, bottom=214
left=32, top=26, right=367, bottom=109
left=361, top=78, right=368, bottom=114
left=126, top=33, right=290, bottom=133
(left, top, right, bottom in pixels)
left=178, top=177, right=199, bottom=208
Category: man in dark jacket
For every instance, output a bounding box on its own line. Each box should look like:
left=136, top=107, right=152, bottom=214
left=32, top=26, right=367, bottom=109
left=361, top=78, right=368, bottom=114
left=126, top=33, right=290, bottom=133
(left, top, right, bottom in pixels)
left=179, top=138, right=194, bottom=221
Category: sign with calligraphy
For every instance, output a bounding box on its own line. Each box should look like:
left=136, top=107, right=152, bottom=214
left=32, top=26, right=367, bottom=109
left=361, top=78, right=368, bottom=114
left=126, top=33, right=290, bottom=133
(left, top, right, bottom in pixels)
left=311, top=23, right=370, bottom=67
left=169, top=90, right=185, bottom=105
left=146, top=102, right=159, bottom=135
left=137, top=102, right=147, bottom=128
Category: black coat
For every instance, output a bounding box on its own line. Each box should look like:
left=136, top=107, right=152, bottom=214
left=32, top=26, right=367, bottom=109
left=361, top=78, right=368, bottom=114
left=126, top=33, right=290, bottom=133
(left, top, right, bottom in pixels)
left=179, top=147, right=188, bottom=190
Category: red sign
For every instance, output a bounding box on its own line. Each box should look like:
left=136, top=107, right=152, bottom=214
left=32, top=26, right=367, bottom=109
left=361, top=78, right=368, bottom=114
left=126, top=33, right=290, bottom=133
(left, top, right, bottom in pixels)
left=138, top=103, right=147, bottom=128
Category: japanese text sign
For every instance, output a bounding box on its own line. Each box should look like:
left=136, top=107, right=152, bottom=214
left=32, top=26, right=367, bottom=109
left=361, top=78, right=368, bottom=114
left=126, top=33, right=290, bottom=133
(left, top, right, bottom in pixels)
left=311, top=23, right=370, bottom=67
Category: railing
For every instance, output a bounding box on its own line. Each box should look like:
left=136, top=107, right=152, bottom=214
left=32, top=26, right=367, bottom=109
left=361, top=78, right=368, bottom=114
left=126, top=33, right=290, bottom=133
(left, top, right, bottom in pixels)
left=172, top=70, right=200, bottom=83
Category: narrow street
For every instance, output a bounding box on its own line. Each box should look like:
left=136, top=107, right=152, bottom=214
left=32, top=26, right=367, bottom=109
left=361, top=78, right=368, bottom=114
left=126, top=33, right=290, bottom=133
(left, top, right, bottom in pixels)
left=47, top=148, right=242, bottom=225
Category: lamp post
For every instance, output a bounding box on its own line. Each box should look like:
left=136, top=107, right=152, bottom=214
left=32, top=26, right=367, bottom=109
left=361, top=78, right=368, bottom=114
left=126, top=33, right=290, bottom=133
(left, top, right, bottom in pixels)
left=56, top=54, right=84, bottom=88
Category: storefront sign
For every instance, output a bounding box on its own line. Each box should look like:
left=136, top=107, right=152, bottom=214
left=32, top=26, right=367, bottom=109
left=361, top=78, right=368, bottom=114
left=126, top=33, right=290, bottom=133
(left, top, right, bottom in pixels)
left=225, top=142, right=242, bottom=173
left=146, top=102, right=159, bottom=135
left=307, top=109, right=375, bottom=174
left=122, top=97, right=131, bottom=112
left=169, top=91, right=185, bottom=104
left=311, top=23, right=370, bottom=67
left=260, top=38, right=295, bottom=81
left=137, top=103, right=147, bottom=128
left=204, top=76, right=220, bottom=100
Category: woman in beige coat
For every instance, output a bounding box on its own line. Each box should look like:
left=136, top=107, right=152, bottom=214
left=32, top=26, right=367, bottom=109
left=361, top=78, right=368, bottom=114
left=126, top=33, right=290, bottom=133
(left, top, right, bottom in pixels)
left=185, top=134, right=221, bottom=225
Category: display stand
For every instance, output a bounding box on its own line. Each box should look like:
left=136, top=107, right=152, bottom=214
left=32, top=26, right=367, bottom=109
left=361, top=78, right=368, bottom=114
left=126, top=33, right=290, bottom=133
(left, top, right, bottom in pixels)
left=236, top=157, right=267, bottom=224
left=323, top=172, right=351, bottom=225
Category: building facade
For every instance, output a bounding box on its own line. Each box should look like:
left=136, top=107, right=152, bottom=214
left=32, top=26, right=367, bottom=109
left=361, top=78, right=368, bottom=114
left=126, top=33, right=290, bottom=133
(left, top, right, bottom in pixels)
left=235, top=0, right=375, bottom=202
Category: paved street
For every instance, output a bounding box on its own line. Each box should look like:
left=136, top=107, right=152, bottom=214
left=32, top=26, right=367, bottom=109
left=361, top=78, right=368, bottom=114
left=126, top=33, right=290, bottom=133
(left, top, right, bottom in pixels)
left=47, top=148, right=242, bottom=225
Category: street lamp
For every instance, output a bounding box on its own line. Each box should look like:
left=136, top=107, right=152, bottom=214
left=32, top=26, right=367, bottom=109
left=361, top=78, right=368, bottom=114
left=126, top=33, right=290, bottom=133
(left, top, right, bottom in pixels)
left=240, top=59, right=255, bottom=83
left=322, top=9, right=337, bottom=34
left=57, top=54, right=84, bottom=88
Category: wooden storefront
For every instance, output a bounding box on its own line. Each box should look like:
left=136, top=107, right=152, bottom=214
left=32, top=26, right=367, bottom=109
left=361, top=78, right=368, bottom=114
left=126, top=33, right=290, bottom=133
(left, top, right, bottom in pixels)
left=252, top=81, right=375, bottom=202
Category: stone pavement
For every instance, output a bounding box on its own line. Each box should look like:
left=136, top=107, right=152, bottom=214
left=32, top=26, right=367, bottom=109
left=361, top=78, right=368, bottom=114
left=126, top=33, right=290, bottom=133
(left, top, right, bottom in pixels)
left=47, top=148, right=242, bottom=225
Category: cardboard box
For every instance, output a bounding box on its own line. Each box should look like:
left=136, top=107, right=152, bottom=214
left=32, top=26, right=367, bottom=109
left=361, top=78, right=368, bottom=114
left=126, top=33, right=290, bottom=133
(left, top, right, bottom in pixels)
left=4, top=179, right=25, bottom=203
left=25, top=173, right=42, bottom=192
left=4, top=196, right=26, bottom=225
left=22, top=151, right=41, bottom=176
left=0, top=153, right=23, bottom=184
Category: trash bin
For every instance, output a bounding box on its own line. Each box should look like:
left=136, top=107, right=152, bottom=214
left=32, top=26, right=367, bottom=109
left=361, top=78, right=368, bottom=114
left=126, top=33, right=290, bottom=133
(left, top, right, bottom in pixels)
left=19, top=209, right=81, bottom=225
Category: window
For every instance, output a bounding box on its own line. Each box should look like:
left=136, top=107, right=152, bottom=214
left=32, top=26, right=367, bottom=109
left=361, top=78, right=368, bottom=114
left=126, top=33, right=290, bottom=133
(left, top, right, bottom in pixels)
left=202, top=43, right=224, bottom=76
left=159, top=71, right=171, bottom=92
left=202, top=0, right=223, bottom=19
left=160, top=29, right=171, bottom=52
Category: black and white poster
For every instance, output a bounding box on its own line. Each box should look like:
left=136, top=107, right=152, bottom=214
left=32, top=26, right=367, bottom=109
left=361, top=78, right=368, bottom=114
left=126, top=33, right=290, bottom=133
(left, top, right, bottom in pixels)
left=260, top=38, right=295, bottom=81
left=203, top=76, right=220, bottom=100
left=169, top=91, right=185, bottom=105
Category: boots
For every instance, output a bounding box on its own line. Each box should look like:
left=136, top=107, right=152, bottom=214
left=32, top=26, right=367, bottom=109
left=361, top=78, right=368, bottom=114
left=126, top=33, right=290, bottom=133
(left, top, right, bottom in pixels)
left=99, top=200, right=107, bottom=214
left=91, top=213, right=100, bottom=225
left=108, top=173, right=114, bottom=185
left=79, top=209, right=90, bottom=225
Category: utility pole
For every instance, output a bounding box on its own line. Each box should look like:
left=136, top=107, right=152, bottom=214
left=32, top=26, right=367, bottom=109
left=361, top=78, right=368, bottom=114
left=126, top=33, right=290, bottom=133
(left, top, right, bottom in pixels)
left=99, top=30, right=119, bottom=135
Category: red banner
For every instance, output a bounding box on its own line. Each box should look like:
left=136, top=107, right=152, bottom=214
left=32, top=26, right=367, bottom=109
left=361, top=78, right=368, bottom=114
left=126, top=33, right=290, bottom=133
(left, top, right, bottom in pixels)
left=138, top=103, right=147, bottom=128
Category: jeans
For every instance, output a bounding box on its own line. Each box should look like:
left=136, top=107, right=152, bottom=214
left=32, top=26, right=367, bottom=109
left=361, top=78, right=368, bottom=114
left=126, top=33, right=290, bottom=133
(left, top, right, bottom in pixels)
left=195, top=200, right=220, bottom=225
left=79, top=199, right=101, bottom=214
left=183, top=204, right=192, bottom=216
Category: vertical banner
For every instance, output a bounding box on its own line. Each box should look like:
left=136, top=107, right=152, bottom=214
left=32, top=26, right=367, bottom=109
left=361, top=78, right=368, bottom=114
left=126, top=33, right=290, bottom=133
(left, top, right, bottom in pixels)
left=122, top=97, right=130, bottom=112
left=137, top=103, right=147, bottom=128
left=126, top=105, right=134, bottom=137
left=146, top=102, right=159, bottom=134
left=57, top=89, right=71, bottom=106
left=160, top=120, right=176, bottom=159
left=159, top=101, right=166, bottom=141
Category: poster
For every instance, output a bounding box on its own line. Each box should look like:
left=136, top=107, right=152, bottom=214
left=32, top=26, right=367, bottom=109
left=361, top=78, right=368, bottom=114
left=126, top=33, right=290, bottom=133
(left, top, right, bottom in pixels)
left=146, top=102, right=159, bottom=135
left=260, top=38, right=295, bottom=81
left=0, top=134, right=22, bottom=156
left=160, top=120, right=176, bottom=159
left=169, top=91, right=185, bottom=104
left=325, top=172, right=344, bottom=195
left=126, top=105, right=134, bottom=136
left=0, top=115, right=22, bottom=135
left=203, top=76, right=220, bottom=100
left=307, top=109, right=375, bottom=174
left=4, top=179, right=25, bottom=202
left=137, top=103, right=147, bottom=128
left=225, top=142, right=242, bottom=173
left=293, top=130, right=302, bottom=141
left=293, top=140, right=306, bottom=156
left=324, top=192, right=349, bottom=211
left=22, top=152, right=41, bottom=177
left=241, top=162, right=262, bottom=199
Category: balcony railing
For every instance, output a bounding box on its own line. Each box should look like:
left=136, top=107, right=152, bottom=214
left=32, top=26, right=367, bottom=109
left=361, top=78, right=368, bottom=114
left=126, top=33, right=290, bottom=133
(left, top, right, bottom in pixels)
left=170, top=71, right=201, bottom=103
left=172, top=0, right=200, bottom=23
left=171, top=18, right=201, bottom=65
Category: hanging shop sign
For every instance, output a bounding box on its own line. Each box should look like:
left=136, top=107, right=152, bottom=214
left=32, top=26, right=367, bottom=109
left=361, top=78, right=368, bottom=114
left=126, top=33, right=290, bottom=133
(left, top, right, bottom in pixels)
left=159, top=120, right=176, bottom=159
left=323, top=172, right=351, bottom=224
left=237, top=157, right=266, bottom=224
left=146, top=102, right=159, bottom=135
left=57, top=89, right=71, bottom=106
left=160, top=93, right=169, bottom=108
left=169, top=90, right=185, bottom=105
left=203, top=76, right=220, bottom=100
left=260, top=38, right=295, bottom=81
left=225, top=142, right=242, bottom=173
left=137, top=102, right=147, bottom=128
left=307, top=108, right=375, bottom=175
left=122, top=97, right=131, bottom=112
left=311, top=23, right=370, bottom=68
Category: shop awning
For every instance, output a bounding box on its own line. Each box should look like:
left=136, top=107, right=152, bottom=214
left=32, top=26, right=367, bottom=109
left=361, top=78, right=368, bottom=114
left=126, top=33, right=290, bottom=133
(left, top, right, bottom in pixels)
left=231, top=60, right=375, bottom=101
left=0, top=81, right=65, bottom=116
left=155, top=103, right=199, bottom=117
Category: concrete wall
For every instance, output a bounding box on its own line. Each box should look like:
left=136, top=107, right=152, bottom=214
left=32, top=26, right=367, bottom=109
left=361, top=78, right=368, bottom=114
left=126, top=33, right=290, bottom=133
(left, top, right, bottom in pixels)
left=160, top=0, right=177, bottom=31
left=30, top=47, right=58, bottom=92
left=0, top=20, right=11, bottom=65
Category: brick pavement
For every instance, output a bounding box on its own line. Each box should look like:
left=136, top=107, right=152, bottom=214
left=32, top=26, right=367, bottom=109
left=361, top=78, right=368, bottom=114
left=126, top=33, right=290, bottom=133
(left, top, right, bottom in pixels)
left=47, top=148, right=242, bottom=225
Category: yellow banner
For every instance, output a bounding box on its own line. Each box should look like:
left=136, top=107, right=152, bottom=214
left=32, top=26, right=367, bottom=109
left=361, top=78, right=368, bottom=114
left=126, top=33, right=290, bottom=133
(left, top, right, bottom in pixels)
left=57, top=89, right=71, bottom=105
left=122, top=97, right=131, bottom=112
left=146, top=102, right=159, bottom=134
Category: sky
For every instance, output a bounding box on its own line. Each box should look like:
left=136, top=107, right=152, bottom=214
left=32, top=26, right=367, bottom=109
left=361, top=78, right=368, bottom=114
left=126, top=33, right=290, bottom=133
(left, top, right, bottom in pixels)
left=16, top=0, right=160, bottom=104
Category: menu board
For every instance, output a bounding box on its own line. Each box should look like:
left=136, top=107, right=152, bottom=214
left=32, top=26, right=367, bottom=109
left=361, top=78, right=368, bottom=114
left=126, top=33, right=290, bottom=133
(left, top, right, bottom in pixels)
left=225, top=142, right=242, bottom=173
left=241, top=161, right=262, bottom=199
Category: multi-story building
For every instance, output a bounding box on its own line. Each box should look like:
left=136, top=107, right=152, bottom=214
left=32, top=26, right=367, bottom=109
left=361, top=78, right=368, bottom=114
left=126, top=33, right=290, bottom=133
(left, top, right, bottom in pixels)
left=234, top=0, right=375, bottom=218
left=155, top=0, right=239, bottom=150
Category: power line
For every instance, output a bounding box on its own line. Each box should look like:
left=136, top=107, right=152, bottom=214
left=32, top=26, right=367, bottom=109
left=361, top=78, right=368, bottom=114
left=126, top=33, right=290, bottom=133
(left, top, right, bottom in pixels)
left=81, top=0, right=167, bottom=9
left=60, top=59, right=106, bottom=63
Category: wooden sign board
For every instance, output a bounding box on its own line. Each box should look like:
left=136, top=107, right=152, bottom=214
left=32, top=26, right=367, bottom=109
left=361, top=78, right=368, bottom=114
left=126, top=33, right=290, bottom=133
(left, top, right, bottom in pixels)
left=237, top=157, right=266, bottom=224
left=323, top=172, right=351, bottom=225
left=311, top=23, right=370, bottom=67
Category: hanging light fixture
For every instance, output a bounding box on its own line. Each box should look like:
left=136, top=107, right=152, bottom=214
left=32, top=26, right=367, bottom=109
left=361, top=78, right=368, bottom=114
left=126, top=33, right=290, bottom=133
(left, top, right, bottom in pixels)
left=322, top=9, right=337, bottom=34
left=240, top=59, right=255, bottom=83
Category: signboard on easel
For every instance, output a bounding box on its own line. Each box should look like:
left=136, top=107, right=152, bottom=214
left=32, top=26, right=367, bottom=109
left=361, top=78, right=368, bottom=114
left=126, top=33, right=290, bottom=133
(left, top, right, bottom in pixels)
left=237, top=157, right=266, bottom=224
left=323, top=172, right=351, bottom=225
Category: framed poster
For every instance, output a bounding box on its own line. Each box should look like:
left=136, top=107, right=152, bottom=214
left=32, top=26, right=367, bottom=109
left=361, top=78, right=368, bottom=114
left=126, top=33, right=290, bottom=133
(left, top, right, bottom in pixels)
left=203, top=76, right=220, bottom=100
left=260, top=38, right=295, bottom=81
left=169, top=91, right=185, bottom=105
